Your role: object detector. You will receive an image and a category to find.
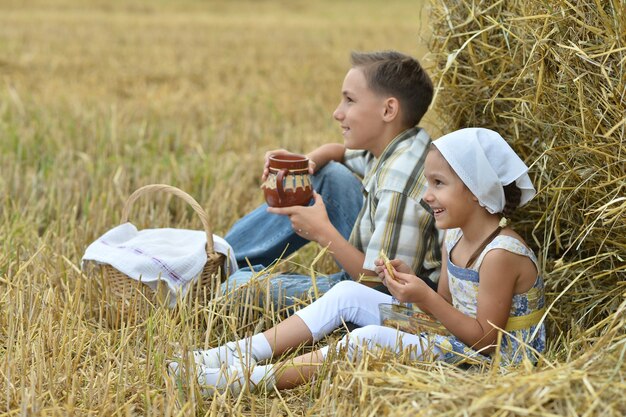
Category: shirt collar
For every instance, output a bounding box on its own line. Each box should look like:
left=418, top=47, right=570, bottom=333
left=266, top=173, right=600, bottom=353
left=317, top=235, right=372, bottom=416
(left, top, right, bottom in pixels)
left=362, top=127, right=421, bottom=187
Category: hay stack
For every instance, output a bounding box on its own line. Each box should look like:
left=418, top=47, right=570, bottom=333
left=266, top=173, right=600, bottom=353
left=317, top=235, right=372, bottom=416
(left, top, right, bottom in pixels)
left=429, top=0, right=625, bottom=338
left=303, top=3, right=626, bottom=414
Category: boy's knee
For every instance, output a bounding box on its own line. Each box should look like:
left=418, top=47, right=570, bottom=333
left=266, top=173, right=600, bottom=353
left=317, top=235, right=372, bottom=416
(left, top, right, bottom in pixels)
left=313, top=162, right=359, bottom=189
left=315, top=161, right=348, bottom=177
left=221, top=265, right=269, bottom=294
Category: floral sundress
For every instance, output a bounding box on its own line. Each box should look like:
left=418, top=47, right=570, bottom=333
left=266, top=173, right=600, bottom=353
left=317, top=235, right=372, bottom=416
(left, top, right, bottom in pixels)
left=432, top=228, right=546, bottom=365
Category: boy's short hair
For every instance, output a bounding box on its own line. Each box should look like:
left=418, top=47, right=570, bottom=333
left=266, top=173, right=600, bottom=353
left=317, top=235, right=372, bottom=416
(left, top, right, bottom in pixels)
left=351, top=50, right=433, bottom=127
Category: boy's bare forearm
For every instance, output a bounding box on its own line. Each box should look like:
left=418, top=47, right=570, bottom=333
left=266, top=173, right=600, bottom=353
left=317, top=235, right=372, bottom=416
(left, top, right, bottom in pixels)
left=306, top=143, right=345, bottom=172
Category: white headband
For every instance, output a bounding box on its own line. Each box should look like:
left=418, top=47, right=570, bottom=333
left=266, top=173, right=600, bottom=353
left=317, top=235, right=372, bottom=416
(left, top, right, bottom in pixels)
left=432, top=128, right=536, bottom=214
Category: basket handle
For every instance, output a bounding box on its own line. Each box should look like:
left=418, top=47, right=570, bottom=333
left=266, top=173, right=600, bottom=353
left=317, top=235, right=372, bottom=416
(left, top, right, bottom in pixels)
left=120, top=184, right=215, bottom=253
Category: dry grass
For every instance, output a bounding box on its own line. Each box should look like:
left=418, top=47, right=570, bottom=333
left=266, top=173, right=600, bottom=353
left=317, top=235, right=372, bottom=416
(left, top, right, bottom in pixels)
left=0, top=0, right=433, bottom=415
left=1, top=0, right=625, bottom=415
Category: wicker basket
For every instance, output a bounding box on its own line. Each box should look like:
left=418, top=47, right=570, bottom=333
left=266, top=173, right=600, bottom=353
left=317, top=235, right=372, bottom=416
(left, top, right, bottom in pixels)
left=95, top=184, right=226, bottom=323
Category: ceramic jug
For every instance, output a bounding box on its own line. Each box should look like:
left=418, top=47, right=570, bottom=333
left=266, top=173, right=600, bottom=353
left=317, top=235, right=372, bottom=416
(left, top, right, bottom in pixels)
left=262, top=154, right=313, bottom=208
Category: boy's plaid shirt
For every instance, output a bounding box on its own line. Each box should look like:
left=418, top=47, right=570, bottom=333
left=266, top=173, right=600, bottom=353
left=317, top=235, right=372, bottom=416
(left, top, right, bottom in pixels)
left=343, top=127, right=442, bottom=282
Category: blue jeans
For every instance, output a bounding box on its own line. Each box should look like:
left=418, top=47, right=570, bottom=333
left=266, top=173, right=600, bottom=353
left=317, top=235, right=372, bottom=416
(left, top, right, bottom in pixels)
left=223, top=162, right=363, bottom=306
left=222, top=265, right=351, bottom=309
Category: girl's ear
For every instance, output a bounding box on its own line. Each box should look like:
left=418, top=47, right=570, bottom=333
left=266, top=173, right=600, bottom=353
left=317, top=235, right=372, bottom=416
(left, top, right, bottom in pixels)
left=382, top=97, right=400, bottom=122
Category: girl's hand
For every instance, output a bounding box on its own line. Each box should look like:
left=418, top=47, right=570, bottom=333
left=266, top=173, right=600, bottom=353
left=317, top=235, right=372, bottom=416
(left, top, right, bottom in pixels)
left=382, top=267, right=432, bottom=305
left=262, top=149, right=317, bottom=181
left=373, top=258, right=412, bottom=280
left=267, top=192, right=330, bottom=242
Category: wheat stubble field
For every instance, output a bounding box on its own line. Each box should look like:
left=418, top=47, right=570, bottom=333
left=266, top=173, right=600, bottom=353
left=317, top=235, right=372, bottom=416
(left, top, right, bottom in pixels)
left=1, top=0, right=624, bottom=416
left=0, top=1, right=434, bottom=415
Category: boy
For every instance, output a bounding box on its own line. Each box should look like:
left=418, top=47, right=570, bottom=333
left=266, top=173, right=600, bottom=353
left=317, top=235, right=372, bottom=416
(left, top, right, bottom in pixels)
left=223, top=50, right=441, bottom=304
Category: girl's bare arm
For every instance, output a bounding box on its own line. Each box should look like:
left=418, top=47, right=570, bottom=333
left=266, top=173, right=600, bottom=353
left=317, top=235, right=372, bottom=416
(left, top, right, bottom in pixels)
left=419, top=249, right=517, bottom=352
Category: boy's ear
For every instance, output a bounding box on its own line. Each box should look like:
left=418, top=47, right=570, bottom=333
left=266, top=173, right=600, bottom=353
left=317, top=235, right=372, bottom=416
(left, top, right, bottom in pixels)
left=382, top=97, right=400, bottom=122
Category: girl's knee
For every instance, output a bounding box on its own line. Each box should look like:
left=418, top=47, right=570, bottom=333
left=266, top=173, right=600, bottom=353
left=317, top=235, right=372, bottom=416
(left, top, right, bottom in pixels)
left=349, top=325, right=382, bottom=342
left=326, top=280, right=372, bottom=307
left=337, top=325, right=382, bottom=360
left=325, top=281, right=383, bottom=314
left=326, top=280, right=361, bottom=298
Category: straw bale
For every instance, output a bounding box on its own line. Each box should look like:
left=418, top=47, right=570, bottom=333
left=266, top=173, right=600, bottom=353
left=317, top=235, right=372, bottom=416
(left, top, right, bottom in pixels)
left=428, top=0, right=625, bottom=334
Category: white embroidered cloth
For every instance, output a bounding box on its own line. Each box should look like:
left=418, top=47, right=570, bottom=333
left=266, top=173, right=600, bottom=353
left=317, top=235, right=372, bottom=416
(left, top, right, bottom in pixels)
left=82, top=223, right=238, bottom=307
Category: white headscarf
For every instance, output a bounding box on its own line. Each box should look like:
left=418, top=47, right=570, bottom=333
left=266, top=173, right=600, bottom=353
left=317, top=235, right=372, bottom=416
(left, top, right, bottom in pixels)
left=432, top=128, right=536, bottom=214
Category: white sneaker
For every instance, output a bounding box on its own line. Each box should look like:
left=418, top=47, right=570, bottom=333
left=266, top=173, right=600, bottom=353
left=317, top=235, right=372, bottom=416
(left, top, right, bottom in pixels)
left=192, top=342, right=256, bottom=368
left=169, top=359, right=276, bottom=397
left=197, top=364, right=246, bottom=396
left=168, top=360, right=248, bottom=396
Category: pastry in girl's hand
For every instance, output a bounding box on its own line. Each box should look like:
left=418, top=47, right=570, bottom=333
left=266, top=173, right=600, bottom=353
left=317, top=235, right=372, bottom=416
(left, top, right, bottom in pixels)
left=379, top=250, right=396, bottom=281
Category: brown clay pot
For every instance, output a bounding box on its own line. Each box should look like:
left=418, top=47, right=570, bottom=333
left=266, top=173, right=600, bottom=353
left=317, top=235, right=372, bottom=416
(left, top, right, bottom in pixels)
left=261, top=154, right=313, bottom=207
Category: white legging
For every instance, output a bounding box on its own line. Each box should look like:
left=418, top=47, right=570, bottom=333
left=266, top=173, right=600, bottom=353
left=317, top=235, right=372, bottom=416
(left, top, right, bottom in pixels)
left=295, top=281, right=442, bottom=360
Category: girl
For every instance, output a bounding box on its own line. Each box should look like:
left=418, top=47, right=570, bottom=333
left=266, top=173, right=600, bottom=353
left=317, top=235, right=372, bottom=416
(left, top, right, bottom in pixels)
left=169, top=128, right=546, bottom=395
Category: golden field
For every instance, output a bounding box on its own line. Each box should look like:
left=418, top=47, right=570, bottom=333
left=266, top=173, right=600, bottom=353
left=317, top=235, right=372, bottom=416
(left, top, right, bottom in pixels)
left=1, top=0, right=624, bottom=416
